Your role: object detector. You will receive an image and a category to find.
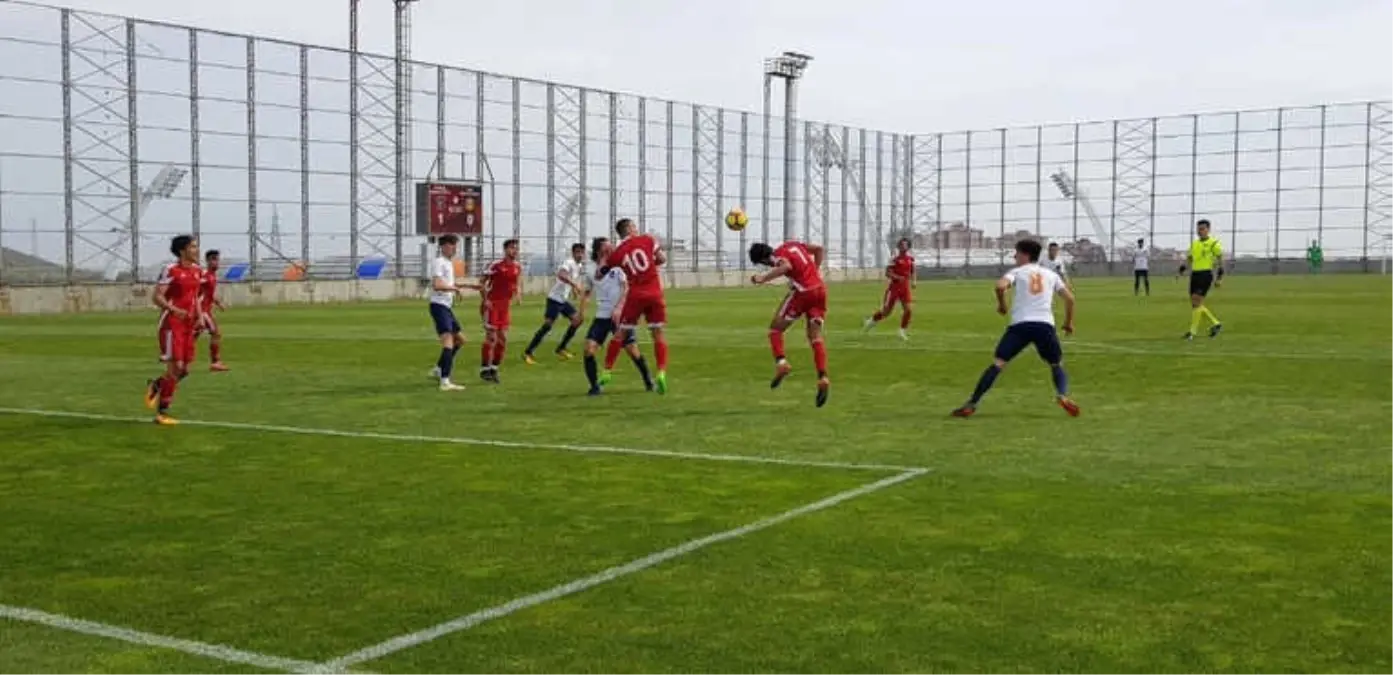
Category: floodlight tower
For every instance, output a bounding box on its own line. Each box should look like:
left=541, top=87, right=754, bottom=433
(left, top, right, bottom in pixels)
left=99, top=165, right=187, bottom=281
left=1050, top=169, right=1111, bottom=262
left=764, top=51, right=812, bottom=241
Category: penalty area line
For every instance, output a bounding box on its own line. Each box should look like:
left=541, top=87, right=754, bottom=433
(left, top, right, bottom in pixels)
left=317, top=468, right=930, bottom=671
left=0, top=604, right=330, bottom=673
left=0, top=407, right=925, bottom=473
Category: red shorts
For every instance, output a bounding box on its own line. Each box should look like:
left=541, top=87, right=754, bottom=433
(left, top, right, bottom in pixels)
left=158, top=321, right=197, bottom=365
left=482, top=301, right=511, bottom=331
left=617, top=288, right=667, bottom=329
left=882, top=284, right=912, bottom=308
left=196, top=312, right=219, bottom=335
left=777, top=286, right=828, bottom=323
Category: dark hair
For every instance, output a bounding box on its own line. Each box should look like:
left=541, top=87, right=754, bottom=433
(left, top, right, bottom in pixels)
left=170, top=234, right=195, bottom=257
left=1015, top=239, right=1043, bottom=263
left=897, top=237, right=911, bottom=248
left=1197, top=219, right=1211, bottom=228
left=1137, top=238, right=1145, bottom=246
left=1047, top=242, right=1059, bottom=249
left=571, top=242, right=586, bottom=254
left=615, top=218, right=635, bottom=237
left=590, top=237, right=609, bottom=263
left=748, top=242, right=774, bottom=266
left=503, top=238, right=519, bottom=249
left=205, top=249, right=220, bottom=261
left=438, top=234, right=459, bottom=246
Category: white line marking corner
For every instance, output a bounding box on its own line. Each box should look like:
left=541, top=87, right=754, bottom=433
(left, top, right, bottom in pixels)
left=321, top=468, right=929, bottom=670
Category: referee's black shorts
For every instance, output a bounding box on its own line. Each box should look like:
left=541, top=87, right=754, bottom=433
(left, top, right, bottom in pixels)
left=1189, top=270, right=1214, bottom=297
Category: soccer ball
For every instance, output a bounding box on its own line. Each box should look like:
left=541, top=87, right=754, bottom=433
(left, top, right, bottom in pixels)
left=725, top=207, right=749, bottom=231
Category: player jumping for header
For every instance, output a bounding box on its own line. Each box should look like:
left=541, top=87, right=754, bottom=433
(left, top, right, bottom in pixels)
left=862, top=236, right=916, bottom=340
left=144, top=235, right=204, bottom=425
left=601, top=218, right=669, bottom=394
left=952, top=239, right=1079, bottom=418
left=197, top=249, right=229, bottom=371
left=582, top=237, right=653, bottom=395
left=749, top=239, right=831, bottom=408
left=523, top=242, right=588, bottom=364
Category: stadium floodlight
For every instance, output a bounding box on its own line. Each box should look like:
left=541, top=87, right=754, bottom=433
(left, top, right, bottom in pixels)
left=1049, top=169, right=1112, bottom=261
left=764, top=51, right=813, bottom=241
left=99, top=164, right=189, bottom=281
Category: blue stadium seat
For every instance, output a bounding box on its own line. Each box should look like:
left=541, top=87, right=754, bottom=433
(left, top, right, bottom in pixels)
left=355, top=258, right=387, bottom=280
left=223, top=263, right=250, bottom=282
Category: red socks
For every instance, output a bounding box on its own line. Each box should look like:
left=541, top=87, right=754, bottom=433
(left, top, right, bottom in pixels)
left=604, top=337, right=624, bottom=369
left=900, top=308, right=912, bottom=330
left=811, top=339, right=828, bottom=376
left=769, top=330, right=786, bottom=361
left=872, top=310, right=887, bottom=322
left=210, top=341, right=221, bottom=363
left=654, top=339, right=669, bottom=371
left=492, top=336, right=506, bottom=366
left=158, top=374, right=178, bottom=410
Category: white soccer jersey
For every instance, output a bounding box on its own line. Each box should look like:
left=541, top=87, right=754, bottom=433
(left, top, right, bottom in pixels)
left=592, top=267, right=627, bottom=319
left=1003, top=263, right=1066, bottom=326
left=429, top=256, right=456, bottom=307
left=1042, top=256, right=1068, bottom=279
left=548, top=259, right=586, bottom=303
left=1133, top=249, right=1150, bottom=271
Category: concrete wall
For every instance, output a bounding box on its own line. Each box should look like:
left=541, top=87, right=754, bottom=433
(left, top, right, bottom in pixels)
left=0, top=268, right=888, bottom=316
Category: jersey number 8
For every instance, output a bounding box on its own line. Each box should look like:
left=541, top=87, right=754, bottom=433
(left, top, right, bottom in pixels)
left=1028, top=272, right=1045, bottom=295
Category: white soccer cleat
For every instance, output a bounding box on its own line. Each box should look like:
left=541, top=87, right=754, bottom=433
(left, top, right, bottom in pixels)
left=897, top=328, right=909, bottom=341
left=862, top=317, right=876, bottom=332
left=439, top=380, right=465, bottom=391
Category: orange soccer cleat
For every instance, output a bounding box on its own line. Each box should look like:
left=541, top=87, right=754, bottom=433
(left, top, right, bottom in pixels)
left=153, top=413, right=180, bottom=426
left=1057, top=396, right=1081, bottom=417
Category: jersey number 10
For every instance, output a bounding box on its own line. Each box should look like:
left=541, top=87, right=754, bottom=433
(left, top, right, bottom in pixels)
left=623, top=249, right=651, bottom=274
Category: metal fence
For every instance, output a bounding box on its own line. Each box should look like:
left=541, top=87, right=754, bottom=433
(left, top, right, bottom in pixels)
left=0, top=0, right=1389, bottom=284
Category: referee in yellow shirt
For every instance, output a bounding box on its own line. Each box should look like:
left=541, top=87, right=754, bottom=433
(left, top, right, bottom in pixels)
left=1178, top=219, right=1224, bottom=340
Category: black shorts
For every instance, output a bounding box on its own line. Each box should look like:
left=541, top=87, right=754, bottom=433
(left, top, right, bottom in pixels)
left=1189, top=270, right=1214, bottom=297
left=993, top=321, right=1063, bottom=365
left=429, top=303, right=461, bottom=336
left=1134, top=269, right=1149, bottom=279
left=544, top=298, right=578, bottom=321
left=585, top=318, right=638, bottom=346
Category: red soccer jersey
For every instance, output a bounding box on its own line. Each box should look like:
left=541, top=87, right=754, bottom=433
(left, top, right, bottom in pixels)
left=481, top=258, right=522, bottom=304
left=200, top=268, right=218, bottom=313
left=606, top=234, right=663, bottom=293
left=157, top=262, right=203, bottom=326
left=773, top=241, right=823, bottom=292
left=888, top=252, right=915, bottom=286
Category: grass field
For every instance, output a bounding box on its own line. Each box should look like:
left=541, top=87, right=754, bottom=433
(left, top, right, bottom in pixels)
left=0, top=273, right=1389, bottom=673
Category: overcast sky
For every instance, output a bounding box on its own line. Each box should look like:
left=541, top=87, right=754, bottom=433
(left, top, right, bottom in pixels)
left=32, top=0, right=1393, bottom=132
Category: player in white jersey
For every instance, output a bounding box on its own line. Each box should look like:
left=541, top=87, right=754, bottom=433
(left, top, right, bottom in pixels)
left=1042, top=242, right=1070, bottom=287
left=952, top=239, right=1079, bottom=418
left=522, top=242, right=589, bottom=364
left=1132, top=238, right=1151, bottom=296
left=427, top=234, right=481, bottom=391
left=581, top=237, right=652, bottom=395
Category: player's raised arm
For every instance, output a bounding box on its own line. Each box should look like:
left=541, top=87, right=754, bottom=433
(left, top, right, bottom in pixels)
left=752, top=259, right=792, bottom=285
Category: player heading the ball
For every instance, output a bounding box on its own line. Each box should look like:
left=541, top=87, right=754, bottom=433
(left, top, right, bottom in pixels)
left=749, top=239, right=831, bottom=408
left=601, top=218, right=669, bottom=394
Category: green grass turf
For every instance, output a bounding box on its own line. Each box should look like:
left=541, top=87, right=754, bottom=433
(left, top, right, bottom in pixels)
left=0, top=274, right=1388, bottom=673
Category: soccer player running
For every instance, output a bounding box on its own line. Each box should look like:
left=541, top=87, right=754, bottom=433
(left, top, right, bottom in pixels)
left=197, top=249, right=229, bottom=371
left=427, top=234, right=481, bottom=391
left=144, top=235, right=204, bottom=425
left=479, top=238, right=523, bottom=382
left=1042, top=242, right=1070, bottom=288
left=749, top=239, right=831, bottom=408
left=951, top=239, right=1079, bottom=418
left=1178, top=218, right=1224, bottom=340
left=1132, top=238, right=1151, bottom=296
left=862, top=236, right=916, bottom=340
left=523, top=242, right=588, bottom=364
left=601, top=218, right=670, bottom=394
left=582, top=237, right=653, bottom=395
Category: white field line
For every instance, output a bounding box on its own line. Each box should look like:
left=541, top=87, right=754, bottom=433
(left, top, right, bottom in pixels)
left=0, top=407, right=925, bottom=473
left=318, top=468, right=929, bottom=672
left=0, top=603, right=325, bottom=673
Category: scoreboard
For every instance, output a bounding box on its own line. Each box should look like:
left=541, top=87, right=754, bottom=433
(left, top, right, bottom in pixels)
left=415, top=181, right=483, bottom=238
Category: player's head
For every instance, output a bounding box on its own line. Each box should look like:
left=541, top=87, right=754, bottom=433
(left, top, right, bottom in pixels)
left=590, top=237, right=610, bottom=264
left=748, top=242, right=774, bottom=267
left=897, top=237, right=911, bottom=253
left=1137, top=238, right=1145, bottom=247
left=503, top=238, right=519, bottom=260
left=571, top=242, right=585, bottom=262
left=437, top=234, right=459, bottom=258
left=1196, top=219, right=1211, bottom=238
left=170, top=234, right=198, bottom=262
left=1015, top=239, right=1043, bottom=265
left=1047, top=242, right=1060, bottom=259
left=204, top=249, right=220, bottom=270
left=615, top=218, right=635, bottom=238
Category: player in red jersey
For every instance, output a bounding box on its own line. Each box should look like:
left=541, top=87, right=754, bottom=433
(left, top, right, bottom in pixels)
left=601, top=218, right=669, bottom=394
left=197, top=249, right=229, bottom=371
left=862, top=237, right=916, bottom=340
left=144, top=235, right=204, bottom=424
left=478, top=238, right=523, bottom=383
left=749, top=240, right=831, bottom=408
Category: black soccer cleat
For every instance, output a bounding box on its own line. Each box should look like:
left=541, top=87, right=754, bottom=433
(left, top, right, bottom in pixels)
left=770, top=360, right=792, bottom=390
left=1208, top=323, right=1223, bottom=339
left=1183, top=332, right=1194, bottom=342
left=815, top=377, right=830, bottom=408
